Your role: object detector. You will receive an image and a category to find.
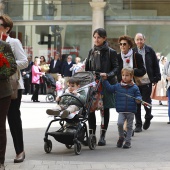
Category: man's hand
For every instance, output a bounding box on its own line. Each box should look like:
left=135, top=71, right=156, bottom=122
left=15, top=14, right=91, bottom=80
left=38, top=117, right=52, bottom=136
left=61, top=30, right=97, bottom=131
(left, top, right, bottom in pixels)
left=22, top=71, right=26, bottom=75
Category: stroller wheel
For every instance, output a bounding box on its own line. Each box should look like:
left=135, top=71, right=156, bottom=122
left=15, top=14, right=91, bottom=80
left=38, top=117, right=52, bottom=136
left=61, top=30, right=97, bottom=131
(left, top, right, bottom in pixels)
left=74, top=141, right=81, bottom=155
left=88, top=134, right=97, bottom=150
left=46, top=94, right=55, bottom=102
left=44, top=140, right=52, bottom=153
left=65, top=144, right=73, bottom=149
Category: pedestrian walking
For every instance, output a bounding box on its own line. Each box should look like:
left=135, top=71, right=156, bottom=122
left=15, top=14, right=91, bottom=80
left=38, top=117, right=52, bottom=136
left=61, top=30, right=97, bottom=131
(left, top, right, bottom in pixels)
left=0, top=14, right=28, bottom=164
left=101, top=67, right=142, bottom=148
left=133, top=33, right=161, bottom=132
left=0, top=38, right=17, bottom=170
left=85, top=28, right=118, bottom=146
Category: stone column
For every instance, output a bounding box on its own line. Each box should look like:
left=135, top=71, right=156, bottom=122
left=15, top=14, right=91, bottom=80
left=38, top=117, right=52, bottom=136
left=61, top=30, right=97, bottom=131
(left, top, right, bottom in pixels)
left=89, top=0, right=106, bottom=46
left=0, top=1, right=4, bottom=15
left=89, top=0, right=106, bottom=33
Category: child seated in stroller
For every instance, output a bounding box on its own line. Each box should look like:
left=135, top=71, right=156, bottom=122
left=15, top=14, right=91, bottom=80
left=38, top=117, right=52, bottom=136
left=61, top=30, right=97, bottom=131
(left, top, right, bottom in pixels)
left=46, top=77, right=86, bottom=119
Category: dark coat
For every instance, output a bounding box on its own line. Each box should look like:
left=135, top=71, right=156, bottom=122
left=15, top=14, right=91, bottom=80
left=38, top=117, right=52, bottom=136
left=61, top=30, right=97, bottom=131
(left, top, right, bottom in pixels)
left=133, top=45, right=161, bottom=83
left=85, top=47, right=119, bottom=85
left=117, top=51, right=146, bottom=82
left=49, top=59, right=62, bottom=74
left=61, top=61, right=75, bottom=77
left=21, top=61, right=33, bottom=79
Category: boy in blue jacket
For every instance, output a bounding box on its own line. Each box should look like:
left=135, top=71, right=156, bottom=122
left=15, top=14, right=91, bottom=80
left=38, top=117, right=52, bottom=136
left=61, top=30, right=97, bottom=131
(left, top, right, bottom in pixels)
left=101, top=67, right=142, bottom=148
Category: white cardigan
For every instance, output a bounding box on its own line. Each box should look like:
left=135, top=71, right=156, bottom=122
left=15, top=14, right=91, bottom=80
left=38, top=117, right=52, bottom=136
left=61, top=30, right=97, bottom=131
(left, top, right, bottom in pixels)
left=6, top=36, right=28, bottom=89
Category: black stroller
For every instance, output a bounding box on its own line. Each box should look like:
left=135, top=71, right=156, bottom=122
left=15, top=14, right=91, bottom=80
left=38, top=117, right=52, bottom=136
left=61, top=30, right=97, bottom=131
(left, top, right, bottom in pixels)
left=43, top=71, right=101, bottom=155
left=42, top=74, right=57, bottom=102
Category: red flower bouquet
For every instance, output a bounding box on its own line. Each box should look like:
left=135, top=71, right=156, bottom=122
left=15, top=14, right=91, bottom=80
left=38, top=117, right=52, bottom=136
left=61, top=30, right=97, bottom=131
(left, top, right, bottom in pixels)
left=0, top=52, right=11, bottom=78
left=126, top=58, right=130, bottom=63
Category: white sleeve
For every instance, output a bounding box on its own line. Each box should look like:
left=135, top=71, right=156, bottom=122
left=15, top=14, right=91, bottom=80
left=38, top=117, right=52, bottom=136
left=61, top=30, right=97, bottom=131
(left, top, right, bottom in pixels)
left=11, top=38, right=28, bottom=70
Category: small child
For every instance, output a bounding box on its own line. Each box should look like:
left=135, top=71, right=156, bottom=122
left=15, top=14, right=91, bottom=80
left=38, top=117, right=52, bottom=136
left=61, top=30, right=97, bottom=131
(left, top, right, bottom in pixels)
left=55, top=74, right=64, bottom=97
left=46, top=77, right=86, bottom=119
left=101, top=67, right=142, bottom=149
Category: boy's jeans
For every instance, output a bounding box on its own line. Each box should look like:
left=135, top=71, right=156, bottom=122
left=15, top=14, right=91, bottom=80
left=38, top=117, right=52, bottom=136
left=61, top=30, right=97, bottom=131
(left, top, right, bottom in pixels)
left=117, top=112, right=134, bottom=143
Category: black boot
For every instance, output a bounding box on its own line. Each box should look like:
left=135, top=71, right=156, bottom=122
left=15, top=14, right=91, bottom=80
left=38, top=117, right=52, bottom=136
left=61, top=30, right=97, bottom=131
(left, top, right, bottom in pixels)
left=98, top=129, right=106, bottom=146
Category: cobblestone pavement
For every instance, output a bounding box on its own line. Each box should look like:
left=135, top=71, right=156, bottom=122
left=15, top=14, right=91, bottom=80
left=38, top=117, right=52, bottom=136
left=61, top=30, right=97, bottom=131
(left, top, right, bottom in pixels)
left=4, top=95, right=170, bottom=170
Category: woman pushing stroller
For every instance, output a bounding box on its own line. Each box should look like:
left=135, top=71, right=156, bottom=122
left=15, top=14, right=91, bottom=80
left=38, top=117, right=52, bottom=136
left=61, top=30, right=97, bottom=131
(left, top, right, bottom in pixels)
left=85, top=28, right=119, bottom=146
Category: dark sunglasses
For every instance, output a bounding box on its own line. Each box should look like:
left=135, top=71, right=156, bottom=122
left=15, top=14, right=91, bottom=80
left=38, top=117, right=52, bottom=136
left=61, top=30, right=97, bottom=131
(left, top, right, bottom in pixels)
left=119, top=43, right=127, bottom=46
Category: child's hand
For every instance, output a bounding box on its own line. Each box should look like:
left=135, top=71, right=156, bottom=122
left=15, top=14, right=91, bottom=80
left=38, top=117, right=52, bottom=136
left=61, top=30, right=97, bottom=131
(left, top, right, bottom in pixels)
left=72, top=90, right=77, bottom=95
left=135, top=99, right=141, bottom=104
left=100, top=73, right=107, bottom=80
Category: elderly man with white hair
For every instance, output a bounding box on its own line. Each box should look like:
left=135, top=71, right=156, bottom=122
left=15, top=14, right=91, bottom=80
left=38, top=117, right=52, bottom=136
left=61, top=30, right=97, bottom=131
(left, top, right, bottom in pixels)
left=61, top=55, right=75, bottom=89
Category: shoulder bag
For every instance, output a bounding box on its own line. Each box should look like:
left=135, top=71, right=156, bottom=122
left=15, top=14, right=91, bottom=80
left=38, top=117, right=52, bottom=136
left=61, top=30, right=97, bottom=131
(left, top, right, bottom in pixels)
left=10, top=69, right=20, bottom=99
left=133, top=53, right=150, bottom=86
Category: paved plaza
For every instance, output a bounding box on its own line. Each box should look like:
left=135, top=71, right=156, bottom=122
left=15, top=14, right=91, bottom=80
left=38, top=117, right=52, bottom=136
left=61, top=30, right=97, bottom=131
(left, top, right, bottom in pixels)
left=4, top=95, right=170, bottom=170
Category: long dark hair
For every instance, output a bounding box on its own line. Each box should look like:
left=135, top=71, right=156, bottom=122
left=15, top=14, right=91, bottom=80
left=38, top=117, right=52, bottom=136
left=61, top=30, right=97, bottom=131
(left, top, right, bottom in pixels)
left=40, top=56, right=46, bottom=62
left=93, top=28, right=107, bottom=38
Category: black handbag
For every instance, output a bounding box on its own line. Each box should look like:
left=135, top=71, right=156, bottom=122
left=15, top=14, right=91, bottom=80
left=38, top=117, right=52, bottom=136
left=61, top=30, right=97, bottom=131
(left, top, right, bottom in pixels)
left=23, top=73, right=30, bottom=79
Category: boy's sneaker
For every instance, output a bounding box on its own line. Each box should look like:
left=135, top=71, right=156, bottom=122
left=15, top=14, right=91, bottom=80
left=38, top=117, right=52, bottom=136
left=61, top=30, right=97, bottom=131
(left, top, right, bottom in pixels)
left=46, top=109, right=60, bottom=116
left=117, top=137, right=124, bottom=148
left=123, top=142, right=131, bottom=149
left=61, top=110, right=70, bottom=119
left=0, top=164, right=5, bottom=170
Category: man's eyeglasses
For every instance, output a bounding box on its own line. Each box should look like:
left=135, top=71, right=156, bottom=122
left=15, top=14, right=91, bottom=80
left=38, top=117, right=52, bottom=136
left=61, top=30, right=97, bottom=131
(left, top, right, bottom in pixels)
left=119, top=43, right=127, bottom=46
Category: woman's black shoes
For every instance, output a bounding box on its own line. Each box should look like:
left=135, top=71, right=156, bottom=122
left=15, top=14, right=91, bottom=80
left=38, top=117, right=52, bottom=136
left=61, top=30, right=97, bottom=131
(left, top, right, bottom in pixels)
left=14, top=151, right=25, bottom=163
left=31, top=98, right=40, bottom=102
left=98, top=129, right=106, bottom=146
left=33, top=100, right=40, bottom=102
left=159, top=101, right=163, bottom=105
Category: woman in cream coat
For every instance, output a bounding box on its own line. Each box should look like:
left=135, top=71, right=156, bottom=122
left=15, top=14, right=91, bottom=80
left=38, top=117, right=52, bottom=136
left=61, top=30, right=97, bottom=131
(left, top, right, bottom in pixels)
left=151, top=56, right=168, bottom=104
left=0, top=14, right=28, bottom=163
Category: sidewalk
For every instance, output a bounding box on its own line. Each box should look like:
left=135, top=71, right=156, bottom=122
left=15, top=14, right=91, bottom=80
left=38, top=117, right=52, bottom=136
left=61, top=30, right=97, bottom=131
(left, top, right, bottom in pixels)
left=4, top=95, right=170, bottom=170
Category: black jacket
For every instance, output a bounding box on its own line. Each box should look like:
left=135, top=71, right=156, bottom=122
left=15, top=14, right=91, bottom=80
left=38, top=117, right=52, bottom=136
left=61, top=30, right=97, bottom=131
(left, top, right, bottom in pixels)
left=85, top=47, right=119, bottom=84
left=133, top=45, right=161, bottom=83
left=61, top=61, right=75, bottom=77
left=49, top=59, right=62, bottom=74
left=117, top=51, right=146, bottom=82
